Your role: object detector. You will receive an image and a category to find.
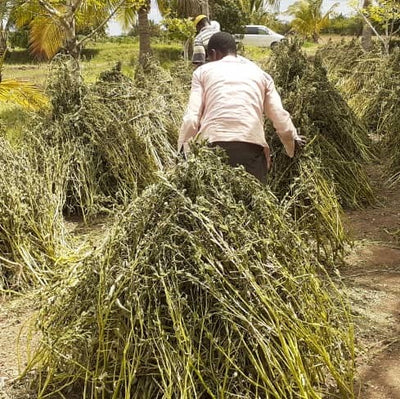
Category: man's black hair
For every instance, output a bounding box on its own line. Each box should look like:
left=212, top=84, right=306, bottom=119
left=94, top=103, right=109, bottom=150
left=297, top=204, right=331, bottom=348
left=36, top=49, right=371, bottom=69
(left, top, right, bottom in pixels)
left=207, top=32, right=237, bottom=56
left=196, top=17, right=209, bottom=31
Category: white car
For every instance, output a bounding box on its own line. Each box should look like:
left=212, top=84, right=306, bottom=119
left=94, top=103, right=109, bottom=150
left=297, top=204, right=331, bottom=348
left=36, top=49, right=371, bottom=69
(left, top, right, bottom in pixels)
left=235, top=25, right=285, bottom=48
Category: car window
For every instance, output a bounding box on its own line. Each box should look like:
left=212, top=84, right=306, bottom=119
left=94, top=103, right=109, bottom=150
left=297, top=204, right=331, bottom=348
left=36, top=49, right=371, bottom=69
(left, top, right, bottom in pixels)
left=258, top=27, right=270, bottom=35
left=245, top=27, right=259, bottom=34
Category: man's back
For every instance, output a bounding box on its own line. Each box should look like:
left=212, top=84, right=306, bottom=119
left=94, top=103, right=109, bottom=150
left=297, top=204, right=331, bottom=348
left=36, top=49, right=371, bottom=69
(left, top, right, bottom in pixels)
left=179, top=32, right=301, bottom=182
left=194, top=56, right=270, bottom=145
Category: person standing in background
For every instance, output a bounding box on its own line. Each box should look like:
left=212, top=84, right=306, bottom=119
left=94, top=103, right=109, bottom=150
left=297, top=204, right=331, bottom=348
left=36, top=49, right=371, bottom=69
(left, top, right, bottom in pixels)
left=192, top=15, right=220, bottom=65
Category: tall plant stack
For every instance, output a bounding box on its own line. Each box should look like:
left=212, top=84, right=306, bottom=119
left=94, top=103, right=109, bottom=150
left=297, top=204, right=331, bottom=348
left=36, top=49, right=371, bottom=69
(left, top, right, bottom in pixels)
left=0, top=137, right=66, bottom=291
left=33, top=56, right=189, bottom=218
left=25, top=147, right=355, bottom=399
left=264, top=41, right=374, bottom=209
left=318, top=42, right=400, bottom=186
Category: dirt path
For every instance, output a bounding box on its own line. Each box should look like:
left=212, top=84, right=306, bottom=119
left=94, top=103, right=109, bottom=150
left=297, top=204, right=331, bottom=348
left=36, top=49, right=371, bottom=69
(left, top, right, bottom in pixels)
left=344, top=175, right=400, bottom=399
left=0, top=294, right=36, bottom=399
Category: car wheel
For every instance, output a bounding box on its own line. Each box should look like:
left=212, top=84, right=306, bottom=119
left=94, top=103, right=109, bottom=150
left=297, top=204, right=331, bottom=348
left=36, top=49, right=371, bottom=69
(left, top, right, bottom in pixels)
left=270, top=42, right=279, bottom=49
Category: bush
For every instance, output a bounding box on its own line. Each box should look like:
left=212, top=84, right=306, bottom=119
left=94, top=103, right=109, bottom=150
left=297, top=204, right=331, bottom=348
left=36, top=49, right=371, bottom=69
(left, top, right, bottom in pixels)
left=322, top=15, right=363, bottom=36
left=212, top=0, right=248, bottom=33
left=9, top=28, right=30, bottom=49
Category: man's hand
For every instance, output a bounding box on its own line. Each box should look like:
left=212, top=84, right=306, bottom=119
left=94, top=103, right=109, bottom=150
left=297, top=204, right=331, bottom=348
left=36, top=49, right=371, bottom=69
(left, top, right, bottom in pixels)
left=263, top=146, right=272, bottom=171
left=294, top=135, right=307, bottom=154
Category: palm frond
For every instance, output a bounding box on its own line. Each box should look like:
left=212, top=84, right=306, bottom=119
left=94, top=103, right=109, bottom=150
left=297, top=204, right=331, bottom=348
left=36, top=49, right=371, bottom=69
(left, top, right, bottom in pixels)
left=30, top=16, right=65, bottom=59
left=14, top=0, right=41, bottom=28
left=0, top=79, right=49, bottom=110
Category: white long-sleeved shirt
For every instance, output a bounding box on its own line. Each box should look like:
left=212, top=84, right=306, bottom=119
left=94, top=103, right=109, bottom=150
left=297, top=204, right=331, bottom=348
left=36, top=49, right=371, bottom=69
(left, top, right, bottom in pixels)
left=178, top=55, right=299, bottom=157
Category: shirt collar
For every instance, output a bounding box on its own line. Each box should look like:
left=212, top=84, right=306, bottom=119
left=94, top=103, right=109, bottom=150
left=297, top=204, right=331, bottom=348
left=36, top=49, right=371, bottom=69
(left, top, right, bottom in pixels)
left=221, top=55, right=238, bottom=61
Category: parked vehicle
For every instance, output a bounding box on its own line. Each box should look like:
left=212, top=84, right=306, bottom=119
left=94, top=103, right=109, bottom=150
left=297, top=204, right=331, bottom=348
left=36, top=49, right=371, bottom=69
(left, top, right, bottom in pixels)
left=235, top=25, right=285, bottom=48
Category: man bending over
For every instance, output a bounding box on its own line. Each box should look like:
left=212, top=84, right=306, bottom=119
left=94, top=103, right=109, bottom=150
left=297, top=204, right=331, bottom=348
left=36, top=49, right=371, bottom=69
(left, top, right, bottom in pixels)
left=179, top=31, right=304, bottom=183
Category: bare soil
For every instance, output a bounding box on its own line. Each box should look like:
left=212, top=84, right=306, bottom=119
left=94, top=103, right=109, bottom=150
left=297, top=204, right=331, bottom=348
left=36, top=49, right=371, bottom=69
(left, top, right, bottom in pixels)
left=1, top=175, right=399, bottom=398
left=343, top=172, right=400, bottom=399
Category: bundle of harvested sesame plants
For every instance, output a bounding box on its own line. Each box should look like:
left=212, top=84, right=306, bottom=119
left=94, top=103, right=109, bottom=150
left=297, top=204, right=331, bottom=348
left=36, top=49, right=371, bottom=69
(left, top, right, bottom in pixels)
left=318, top=43, right=400, bottom=186
left=0, top=137, right=66, bottom=291
left=264, top=41, right=374, bottom=210
left=32, top=56, right=187, bottom=218
left=251, top=41, right=373, bottom=265
left=25, top=146, right=354, bottom=399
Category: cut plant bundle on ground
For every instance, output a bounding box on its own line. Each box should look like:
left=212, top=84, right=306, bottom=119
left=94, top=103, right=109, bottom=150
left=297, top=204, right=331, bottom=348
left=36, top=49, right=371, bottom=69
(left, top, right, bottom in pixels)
left=384, top=91, right=400, bottom=186
left=264, top=40, right=374, bottom=209
left=0, top=137, right=66, bottom=291
left=33, top=56, right=188, bottom=218
left=269, top=148, right=349, bottom=266
left=24, top=146, right=355, bottom=399
left=318, top=43, right=400, bottom=186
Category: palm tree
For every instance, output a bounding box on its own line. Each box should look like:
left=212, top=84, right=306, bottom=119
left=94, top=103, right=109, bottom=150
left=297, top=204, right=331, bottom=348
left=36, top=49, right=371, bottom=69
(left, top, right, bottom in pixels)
left=168, top=0, right=209, bottom=17
left=287, top=0, right=337, bottom=43
left=14, top=0, right=134, bottom=60
left=134, top=0, right=209, bottom=61
left=138, top=1, right=152, bottom=59
left=238, top=0, right=279, bottom=23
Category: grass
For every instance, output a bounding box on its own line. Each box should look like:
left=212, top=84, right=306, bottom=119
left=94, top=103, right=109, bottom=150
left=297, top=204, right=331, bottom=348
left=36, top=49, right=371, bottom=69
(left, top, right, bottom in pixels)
left=2, top=37, right=182, bottom=87
left=0, top=38, right=183, bottom=142
left=2, top=34, right=356, bottom=87
left=0, top=104, right=33, bottom=143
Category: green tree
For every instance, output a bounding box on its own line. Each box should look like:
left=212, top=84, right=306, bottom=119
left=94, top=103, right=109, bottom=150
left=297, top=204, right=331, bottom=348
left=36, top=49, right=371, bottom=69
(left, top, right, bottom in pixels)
left=357, top=0, right=400, bottom=53
left=322, top=14, right=363, bottom=36
left=287, top=0, right=337, bottom=42
left=211, top=0, right=248, bottom=33
left=14, top=0, right=138, bottom=60
left=135, top=0, right=209, bottom=61
left=238, top=0, right=279, bottom=24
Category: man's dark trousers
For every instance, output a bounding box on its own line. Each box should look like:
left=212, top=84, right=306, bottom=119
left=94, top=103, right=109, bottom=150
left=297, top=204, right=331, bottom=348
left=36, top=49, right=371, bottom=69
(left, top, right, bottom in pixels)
left=210, top=141, right=268, bottom=183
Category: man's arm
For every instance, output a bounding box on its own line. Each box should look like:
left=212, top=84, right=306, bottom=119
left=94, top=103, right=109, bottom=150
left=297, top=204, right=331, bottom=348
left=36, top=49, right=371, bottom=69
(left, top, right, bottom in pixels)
left=178, top=71, right=204, bottom=153
left=263, top=77, right=300, bottom=158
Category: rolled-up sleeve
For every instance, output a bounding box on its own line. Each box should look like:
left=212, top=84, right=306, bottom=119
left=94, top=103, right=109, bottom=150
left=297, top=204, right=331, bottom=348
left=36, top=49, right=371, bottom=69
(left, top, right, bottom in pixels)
left=264, top=76, right=298, bottom=158
left=178, top=71, right=204, bottom=152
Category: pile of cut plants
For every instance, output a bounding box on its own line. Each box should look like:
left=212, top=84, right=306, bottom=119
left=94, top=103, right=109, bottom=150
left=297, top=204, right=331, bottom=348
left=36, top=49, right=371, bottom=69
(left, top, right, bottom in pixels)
left=1, top=56, right=191, bottom=291
left=24, top=146, right=355, bottom=399
left=0, top=39, right=373, bottom=399
left=30, top=56, right=189, bottom=218
left=264, top=41, right=373, bottom=209
left=0, top=137, right=66, bottom=291
left=318, top=42, right=400, bottom=186
left=252, top=41, right=375, bottom=265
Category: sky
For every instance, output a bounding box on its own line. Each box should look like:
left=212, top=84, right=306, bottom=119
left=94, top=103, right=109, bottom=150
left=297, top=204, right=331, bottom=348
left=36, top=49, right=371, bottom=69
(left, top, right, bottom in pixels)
left=279, top=0, right=355, bottom=20
left=107, top=0, right=356, bottom=36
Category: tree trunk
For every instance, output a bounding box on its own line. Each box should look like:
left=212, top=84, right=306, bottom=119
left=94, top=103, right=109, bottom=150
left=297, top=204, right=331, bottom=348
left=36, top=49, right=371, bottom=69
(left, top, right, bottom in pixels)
left=200, top=0, right=209, bottom=16
left=64, top=27, right=81, bottom=60
left=138, top=2, right=152, bottom=63
left=64, top=0, right=81, bottom=59
left=361, top=0, right=373, bottom=51
left=0, top=30, right=7, bottom=58
left=183, top=38, right=193, bottom=61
